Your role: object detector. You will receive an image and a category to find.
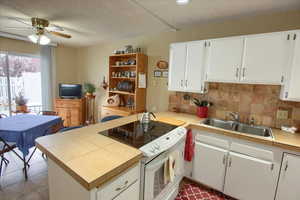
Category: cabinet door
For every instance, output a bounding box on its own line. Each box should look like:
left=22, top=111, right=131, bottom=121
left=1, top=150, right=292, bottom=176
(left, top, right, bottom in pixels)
left=224, top=152, right=277, bottom=200
left=193, top=142, right=228, bottom=191
left=284, top=32, right=300, bottom=100
left=113, top=181, right=139, bottom=200
left=70, top=108, right=81, bottom=126
left=185, top=41, right=207, bottom=93
left=206, top=37, right=244, bottom=83
left=168, top=43, right=186, bottom=91
left=56, top=107, right=70, bottom=127
left=276, top=154, right=300, bottom=200
left=242, top=32, right=290, bottom=84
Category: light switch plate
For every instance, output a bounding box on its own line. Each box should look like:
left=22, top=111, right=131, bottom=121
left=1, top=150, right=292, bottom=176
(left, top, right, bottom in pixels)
left=277, top=110, right=289, bottom=120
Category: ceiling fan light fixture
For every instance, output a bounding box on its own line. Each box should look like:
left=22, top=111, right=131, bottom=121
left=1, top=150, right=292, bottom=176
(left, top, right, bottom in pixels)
left=39, top=35, right=51, bottom=45
left=176, top=0, right=190, bottom=5
left=28, top=34, right=50, bottom=45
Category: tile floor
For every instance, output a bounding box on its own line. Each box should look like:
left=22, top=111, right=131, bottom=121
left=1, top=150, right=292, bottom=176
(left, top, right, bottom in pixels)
left=0, top=148, right=48, bottom=200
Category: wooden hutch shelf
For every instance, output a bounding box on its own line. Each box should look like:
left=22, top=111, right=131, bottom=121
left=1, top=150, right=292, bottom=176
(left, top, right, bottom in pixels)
left=109, top=90, right=135, bottom=96
left=101, top=53, right=148, bottom=119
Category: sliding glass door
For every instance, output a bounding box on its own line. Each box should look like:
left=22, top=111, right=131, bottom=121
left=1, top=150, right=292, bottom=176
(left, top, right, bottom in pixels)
left=0, top=52, right=42, bottom=115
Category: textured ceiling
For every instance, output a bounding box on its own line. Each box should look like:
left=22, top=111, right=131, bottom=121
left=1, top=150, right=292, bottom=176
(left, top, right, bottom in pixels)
left=0, top=0, right=300, bottom=47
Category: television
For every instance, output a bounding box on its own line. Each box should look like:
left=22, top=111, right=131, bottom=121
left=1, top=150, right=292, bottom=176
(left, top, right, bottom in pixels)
left=59, top=84, right=82, bottom=99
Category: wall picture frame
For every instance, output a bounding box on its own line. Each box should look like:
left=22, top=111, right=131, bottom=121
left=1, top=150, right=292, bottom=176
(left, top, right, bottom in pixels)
left=154, top=70, right=162, bottom=77
left=162, top=70, right=168, bottom=78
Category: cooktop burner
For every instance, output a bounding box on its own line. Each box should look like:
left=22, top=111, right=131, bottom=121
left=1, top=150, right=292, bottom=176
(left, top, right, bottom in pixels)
left=99, top=121, right=178, bottom=148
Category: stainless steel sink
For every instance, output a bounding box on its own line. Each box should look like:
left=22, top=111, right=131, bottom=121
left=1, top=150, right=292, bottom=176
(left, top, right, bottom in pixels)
left=202, top=118, right=273, bottom=139
left=202, top=118, right=236, bottom=131
left=236, top=123, right=273, bottom=138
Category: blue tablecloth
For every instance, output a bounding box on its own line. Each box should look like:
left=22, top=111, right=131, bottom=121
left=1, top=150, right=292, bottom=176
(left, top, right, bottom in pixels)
left=0, top=114, right=62, bottom=156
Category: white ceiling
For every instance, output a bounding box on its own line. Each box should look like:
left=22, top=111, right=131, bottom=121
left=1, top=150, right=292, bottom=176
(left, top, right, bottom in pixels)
left=0, top=0, right=300, bottom=47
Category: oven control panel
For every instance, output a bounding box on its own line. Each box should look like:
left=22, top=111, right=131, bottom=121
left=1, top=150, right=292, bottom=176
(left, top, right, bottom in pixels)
left=140, top=126, right=187, bottom=157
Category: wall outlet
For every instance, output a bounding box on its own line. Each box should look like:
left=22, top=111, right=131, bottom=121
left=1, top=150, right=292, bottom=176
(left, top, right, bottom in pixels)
left=277, top=110, right=289, bottom=120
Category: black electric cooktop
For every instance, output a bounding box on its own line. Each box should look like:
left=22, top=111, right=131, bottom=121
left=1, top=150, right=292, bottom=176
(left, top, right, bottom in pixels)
left=98, top=121, right=178, bottom=148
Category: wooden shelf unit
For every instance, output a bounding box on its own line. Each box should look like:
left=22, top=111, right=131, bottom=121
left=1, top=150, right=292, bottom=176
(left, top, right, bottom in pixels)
left=104, top=53, right=147, bottom=117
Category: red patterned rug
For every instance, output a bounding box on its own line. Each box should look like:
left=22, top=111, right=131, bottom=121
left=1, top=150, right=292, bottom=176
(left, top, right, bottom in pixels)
left=175, top=183, right=234, bottom=200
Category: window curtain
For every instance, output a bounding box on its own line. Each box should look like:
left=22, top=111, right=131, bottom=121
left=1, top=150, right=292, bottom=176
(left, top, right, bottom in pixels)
left=40, top=46, right=55, bottom=110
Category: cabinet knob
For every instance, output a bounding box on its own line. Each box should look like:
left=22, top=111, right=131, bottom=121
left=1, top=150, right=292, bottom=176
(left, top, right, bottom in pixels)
left=228, top=156, right=232, bottom=167
left=115, top=180, right=129, bottom=191
left=223, top=154, right=227, bottom=165
left=235, top=68, right=239, bottom=79
left=284, top=161, right=289, bottom=171
left=242, top=68, right=246, bottom=79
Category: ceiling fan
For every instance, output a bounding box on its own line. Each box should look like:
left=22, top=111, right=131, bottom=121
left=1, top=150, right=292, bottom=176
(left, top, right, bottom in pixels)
left=1, top=17, right=72, bottom=45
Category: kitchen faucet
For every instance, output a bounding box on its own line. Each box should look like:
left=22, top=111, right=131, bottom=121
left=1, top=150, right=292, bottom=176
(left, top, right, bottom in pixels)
left=229, top=112, right=240, bottom=122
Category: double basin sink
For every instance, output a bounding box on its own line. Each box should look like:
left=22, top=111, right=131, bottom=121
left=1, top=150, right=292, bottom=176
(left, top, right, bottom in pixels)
left=202, top=118, right=273, bottom=139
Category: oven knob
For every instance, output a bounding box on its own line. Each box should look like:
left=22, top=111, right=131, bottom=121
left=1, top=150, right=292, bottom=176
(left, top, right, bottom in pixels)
left=154, top=144, right=160, bottom=150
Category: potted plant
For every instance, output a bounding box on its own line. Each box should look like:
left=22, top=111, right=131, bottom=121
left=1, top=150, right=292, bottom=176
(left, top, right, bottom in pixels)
left=84, top=83, right=96, bottom=97
left=15, top=92, right=28, bottom=113
left=193, top=98, right=213, bottom=118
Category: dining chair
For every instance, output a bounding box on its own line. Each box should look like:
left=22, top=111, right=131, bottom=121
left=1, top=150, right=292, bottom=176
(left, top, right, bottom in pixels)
left=0, top=113, right=8, bottom=118
left=0, top=137, right=23, bottom=176
left=59, top=126, right=83, bottom=132
left=101, top=115, right=123, bottom=122
left=39, top=111, right=58, bottom=116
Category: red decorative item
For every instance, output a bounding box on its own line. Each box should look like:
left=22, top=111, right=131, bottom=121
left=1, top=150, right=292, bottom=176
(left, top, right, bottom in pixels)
left=197, top=106, right=208, bottom=118
left=184, top=129, right=194, bottom=162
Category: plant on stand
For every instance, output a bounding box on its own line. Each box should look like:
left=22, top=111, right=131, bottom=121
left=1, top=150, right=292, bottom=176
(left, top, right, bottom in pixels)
left=15, top=92, right=28, bottom=113
left=84, top=83, right=96, bottom=97
left=193, top=98, right=213, bottom=118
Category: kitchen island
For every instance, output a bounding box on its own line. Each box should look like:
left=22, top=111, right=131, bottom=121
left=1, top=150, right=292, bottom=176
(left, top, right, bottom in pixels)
left=36, top=115, right=144, bottom=200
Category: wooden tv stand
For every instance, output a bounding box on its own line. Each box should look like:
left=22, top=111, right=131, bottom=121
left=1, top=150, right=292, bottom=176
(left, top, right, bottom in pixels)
left=54, top=98, right=86, bottom=127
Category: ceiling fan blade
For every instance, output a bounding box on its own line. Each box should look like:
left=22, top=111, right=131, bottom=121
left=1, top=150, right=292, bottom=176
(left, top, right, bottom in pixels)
left=49, top=31, right=71, bottom=38
left=5, top=16, right=32, bottom=26
left=45, top=25, right=64, bottom=32
left=0, top=27, right=33, bottom=30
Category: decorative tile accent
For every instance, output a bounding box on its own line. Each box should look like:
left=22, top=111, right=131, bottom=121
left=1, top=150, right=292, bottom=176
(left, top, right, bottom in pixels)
left=168, top=83, right=300, bottom=129
left=175, top=183, right=234, bottom=200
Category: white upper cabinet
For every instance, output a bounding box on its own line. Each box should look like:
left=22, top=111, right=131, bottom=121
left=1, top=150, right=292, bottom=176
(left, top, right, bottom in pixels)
left=276, top=153, right=300, bottom=200
left=224, top=152, right=278, bottom=200
left=168, top=43, right=186, bottom=91
left=185, top=41, right=207, bottom=93
left=280, top=31, right=300, bottom=101
left=168, top=41, right=206, bottom=93
left=206, top=37, right=244, bottom=83
left=241, top=32, right=291, bottom=84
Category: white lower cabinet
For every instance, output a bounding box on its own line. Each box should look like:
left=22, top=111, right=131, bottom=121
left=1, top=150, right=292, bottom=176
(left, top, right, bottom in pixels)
left=224, top=152, right=277, bottom=200
left=276, top=153, right=300, bottom=200
left=193, top=142, right=228, bottom=191
left=192, top=131, right=282, bottom=200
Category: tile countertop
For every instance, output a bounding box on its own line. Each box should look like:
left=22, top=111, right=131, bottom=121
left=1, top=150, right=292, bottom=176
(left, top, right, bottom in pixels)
left=158, top=111, right=300, bottom=152
left=36, top=111, right=300, bottom=191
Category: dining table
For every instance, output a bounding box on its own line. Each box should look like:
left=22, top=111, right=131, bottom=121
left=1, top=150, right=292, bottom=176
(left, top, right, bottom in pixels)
left=0, top=114, right=62, bottom=179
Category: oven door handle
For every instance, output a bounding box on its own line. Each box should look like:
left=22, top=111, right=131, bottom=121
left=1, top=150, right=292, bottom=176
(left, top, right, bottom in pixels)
left=146, top=157, right=169, bottom=171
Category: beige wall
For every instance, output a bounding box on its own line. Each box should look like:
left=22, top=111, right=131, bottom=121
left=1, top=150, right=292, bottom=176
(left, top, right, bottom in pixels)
left=0, top=37, right=79, bottom=97
left=77, top=10, right=300, bottom=117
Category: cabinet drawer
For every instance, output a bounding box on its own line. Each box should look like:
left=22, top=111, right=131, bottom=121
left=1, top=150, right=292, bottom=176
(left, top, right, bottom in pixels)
left=97, top=163, right=140, bottom=200
left=55, top=100, right=82, bottom=108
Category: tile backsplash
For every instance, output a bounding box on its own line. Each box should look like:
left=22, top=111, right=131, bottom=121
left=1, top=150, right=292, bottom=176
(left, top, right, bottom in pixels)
left=168, top=83, right=300, bottom=129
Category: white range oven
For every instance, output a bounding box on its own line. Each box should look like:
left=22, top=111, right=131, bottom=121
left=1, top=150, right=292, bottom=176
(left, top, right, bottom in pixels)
left=99, top=120, right=187, bottom=200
